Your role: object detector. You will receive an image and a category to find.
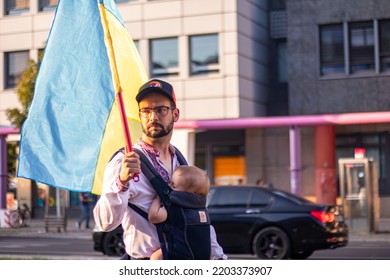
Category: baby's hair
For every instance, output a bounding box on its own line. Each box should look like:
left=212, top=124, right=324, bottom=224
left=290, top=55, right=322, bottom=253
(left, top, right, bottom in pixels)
left=174, top=165, right=210, bottom=196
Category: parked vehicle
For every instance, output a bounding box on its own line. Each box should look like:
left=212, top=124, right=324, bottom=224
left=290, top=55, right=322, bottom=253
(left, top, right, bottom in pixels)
left=93, top=225, right=125, bottom=257
left=93, top=185, right=348, bottom=259
left=207, top=186, right=348, bottom=259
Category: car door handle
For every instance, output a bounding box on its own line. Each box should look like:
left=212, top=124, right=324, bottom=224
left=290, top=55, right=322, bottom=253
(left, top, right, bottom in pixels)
left=246, top=208, right=261, bottom=214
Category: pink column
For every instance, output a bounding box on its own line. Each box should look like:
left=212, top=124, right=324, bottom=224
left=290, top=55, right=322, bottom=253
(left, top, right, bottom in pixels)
left=0, top=136, right=7, bottom=209
left=315, top=126, right=337, bottom=204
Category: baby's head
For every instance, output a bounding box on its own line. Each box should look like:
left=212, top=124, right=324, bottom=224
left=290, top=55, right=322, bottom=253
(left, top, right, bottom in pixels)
left=171, top=165, right=210, bottom=196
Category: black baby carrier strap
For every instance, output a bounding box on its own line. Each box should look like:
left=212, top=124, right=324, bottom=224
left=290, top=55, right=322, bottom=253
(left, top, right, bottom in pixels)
left=129, top=147, right=211, bottom=260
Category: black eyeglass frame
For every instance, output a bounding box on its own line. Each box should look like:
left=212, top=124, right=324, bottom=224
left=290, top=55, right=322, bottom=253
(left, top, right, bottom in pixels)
left=138, top=105, right=176, bottom=118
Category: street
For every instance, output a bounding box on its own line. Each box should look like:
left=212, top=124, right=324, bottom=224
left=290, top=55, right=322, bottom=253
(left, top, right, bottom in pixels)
left=1, top=235, right=390, bottom=260
left=0, top=236, right=115, bottom=260
left=310, top=241, right=390, bottom=259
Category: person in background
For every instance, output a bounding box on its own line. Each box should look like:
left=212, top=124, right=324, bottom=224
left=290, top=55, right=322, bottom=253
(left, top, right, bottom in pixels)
left=256, top=178, right=274, bottom=189
left=77, top=192, right=92, bottom=229
left=256, top=178, right=265, bottom=186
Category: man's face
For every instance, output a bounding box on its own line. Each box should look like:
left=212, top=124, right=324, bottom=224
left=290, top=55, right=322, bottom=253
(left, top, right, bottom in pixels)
left=138, top=93, right=178, bottom=139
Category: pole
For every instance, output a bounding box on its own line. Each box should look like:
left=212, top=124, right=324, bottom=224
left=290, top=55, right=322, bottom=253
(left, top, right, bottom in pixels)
left=0, top=136, right=7, bottom=209
left=99, top=4, right=133, bottom=153
left=289, top=126, right=302, bottom=195
left=56, top=188, right=61, bottom=217
left=99, top=4, right=139, bottom=181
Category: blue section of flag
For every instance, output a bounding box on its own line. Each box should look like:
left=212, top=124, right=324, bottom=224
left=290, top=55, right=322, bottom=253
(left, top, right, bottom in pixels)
left=100, top=0, right=123, bottom=22
left=17, top=0, right=120, bottom=191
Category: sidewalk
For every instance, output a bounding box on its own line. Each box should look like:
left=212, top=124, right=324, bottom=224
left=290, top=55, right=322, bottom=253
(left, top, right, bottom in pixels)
left=1, top=217, right=390, bottom=242
left=0, top=217, right=93, bottom=239
left=349, top=218, right=390, bottom=242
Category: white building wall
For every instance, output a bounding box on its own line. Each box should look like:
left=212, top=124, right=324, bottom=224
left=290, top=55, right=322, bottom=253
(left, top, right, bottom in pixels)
left=1, top=0, right=269, bottom=126
left=0, top=6, right=54, bottom=127
left=0, top=0, right=271, bottom=196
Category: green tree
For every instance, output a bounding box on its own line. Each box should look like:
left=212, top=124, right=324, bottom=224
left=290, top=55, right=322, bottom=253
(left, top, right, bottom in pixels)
left=6, top=50, right=43, bottom=180
left=5, top=59, right=38, bottom=128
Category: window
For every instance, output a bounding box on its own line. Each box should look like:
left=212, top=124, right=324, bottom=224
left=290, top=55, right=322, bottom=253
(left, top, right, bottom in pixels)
left=4, top=51, right=29, bottom=89
left=250, top=189, right=271, bottom=207
left=319, top=20, right=390, bottom=76
left=190, top=34, right=219, bottom=75
left=349, top=22, right=374, bottom=74
left=133, top=40, right=141, bottom=57
left=207, top=188, right=250, bottom=208
left=150, top=37, right=178, bottom=77
left=133, top=40, right=139, bottom=52
left=379, top=20, right=390, bottom=72
left=4, top=0, right=29, bottom=15
left=39, top=0, right=58, bottom=11
left=320, top=24, right=345, bottom=75
left=277, top=41, right=288, bottom=82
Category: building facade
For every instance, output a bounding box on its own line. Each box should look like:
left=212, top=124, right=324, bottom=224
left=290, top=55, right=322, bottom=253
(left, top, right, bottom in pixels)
left=286, top=0, right=390, bottom=217
left=1, top=0, right=390, bottom=219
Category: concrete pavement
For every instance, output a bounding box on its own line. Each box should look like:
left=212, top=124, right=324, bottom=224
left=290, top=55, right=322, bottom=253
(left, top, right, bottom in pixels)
left=1, top=217, right=390, bottom=242
left=0, top=217, right=389, bottom=260
left=0, top=217, right=93, bottom=239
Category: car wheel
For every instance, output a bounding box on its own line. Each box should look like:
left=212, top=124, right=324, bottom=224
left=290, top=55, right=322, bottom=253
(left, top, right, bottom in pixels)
left=253, top=227, right=291, bottom=259
left=103, top=228, right=125, bottom=257
left=291, top=250, right=313, bottom=260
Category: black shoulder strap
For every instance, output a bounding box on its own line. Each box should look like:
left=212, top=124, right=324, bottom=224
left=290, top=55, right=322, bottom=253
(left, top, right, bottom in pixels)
left=174, top=146, right=188, bottom=166
left=109, top=147, right=125, bottom=162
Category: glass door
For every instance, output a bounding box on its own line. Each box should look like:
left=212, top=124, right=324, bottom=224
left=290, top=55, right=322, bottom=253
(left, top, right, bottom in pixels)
left=338, top=158, right=371, bottom=233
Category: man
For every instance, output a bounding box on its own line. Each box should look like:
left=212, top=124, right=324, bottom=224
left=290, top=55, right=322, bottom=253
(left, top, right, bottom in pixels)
left=93, top=78, right=226, bottom=260
left=77, top=192, right=92, bottom=229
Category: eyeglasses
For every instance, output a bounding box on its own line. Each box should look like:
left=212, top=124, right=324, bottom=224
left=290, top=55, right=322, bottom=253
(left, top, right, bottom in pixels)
left=139, top=106, right=175, bottom=118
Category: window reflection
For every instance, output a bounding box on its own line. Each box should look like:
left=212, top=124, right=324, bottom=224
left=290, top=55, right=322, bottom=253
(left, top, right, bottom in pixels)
left=150, top=37, right=179, bottom=77
left=349, top=22, right=374, bottom=74
left=5, top=51, right=30, bottom=89
left=5, top=0, right=29, bottom=15
left=39, top=0, right=58, bottom=11
left=190, top=34, right=219, bottom=75
left=320, top=24, right=345, bottom=75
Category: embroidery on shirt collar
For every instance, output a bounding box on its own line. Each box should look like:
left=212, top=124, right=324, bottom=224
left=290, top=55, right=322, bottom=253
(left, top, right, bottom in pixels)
left=137, top=139, right=176, bottom=158
left=138, top=139, right=160, bottom=157
left=137, top=139, right=176, bottom=184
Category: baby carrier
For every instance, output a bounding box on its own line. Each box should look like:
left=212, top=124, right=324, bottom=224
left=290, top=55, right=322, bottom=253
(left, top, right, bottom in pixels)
left=129, top=148, right=211, bottom=260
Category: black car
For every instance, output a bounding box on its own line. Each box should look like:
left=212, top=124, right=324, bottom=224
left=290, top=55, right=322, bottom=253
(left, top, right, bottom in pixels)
left=93, top=185, right=348, bottom=259
left=93, top=225, right=125, bottom=257
left=207, top=186, right=348, bottom=259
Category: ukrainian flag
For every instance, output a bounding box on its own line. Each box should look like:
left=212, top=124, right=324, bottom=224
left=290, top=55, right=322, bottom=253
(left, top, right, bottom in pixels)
left=17, top=0, right=147, bottom=194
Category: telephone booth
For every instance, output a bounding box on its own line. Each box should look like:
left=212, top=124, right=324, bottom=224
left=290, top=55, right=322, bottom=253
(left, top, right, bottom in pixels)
left=338, top=158, right=380, bottom=233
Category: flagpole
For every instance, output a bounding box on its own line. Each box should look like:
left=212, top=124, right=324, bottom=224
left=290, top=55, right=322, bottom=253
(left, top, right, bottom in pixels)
left=99, top=3, right=139, bottom=181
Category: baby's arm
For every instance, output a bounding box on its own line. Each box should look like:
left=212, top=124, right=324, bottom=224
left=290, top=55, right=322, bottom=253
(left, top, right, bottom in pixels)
left=148, top=196, right=168, bottom=224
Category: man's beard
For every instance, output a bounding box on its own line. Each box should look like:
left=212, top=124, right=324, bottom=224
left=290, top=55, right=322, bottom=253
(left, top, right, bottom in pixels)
left=143, top=119, right=174, bottom=139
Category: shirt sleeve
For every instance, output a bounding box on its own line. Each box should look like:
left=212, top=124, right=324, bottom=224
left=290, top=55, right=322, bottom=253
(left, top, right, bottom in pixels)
left=210, top=225, right=228, bottom=260
left=93, top=151, right=130, bottom=232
